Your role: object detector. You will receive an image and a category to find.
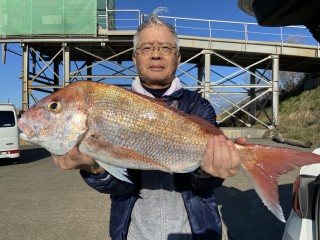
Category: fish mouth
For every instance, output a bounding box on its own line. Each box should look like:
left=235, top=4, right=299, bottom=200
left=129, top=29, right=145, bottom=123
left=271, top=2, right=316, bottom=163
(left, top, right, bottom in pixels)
left=17, top=118, right=36, bottom=139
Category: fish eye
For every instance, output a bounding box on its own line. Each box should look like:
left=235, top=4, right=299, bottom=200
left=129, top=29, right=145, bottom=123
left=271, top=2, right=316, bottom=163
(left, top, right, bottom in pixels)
left=48, top=101, right=62, bottom=113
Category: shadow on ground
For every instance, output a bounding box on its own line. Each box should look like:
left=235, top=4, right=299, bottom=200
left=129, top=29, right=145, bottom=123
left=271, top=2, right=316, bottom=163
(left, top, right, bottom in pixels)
left=0, top=147, right=50, bottom=166
left=216, top=184, right=293, bottom=240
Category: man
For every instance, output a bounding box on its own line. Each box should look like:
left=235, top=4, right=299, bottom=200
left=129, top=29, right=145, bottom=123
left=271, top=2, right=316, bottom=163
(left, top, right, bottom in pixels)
left=52, top=8, right=246, bottom=240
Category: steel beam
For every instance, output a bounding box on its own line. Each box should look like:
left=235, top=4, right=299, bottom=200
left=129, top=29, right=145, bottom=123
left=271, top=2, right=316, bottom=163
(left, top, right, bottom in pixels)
left=272, top=55, right=280, bottom=126
left=204, top=50, right=211, bottom=100
left=22, top=44, right=29, bottom=112
left=63, top=45, right=70, bottom=87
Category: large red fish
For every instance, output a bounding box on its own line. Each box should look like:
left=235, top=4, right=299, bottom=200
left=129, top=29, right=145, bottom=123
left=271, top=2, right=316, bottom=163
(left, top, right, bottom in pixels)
left=18, top=81, right=320, bottom=222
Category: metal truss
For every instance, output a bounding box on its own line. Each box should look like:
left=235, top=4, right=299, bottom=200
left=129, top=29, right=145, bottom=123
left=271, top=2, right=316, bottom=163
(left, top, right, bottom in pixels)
left=3, top=10, right=320, bottom=129
left=20, top=41, right=280, bottom=128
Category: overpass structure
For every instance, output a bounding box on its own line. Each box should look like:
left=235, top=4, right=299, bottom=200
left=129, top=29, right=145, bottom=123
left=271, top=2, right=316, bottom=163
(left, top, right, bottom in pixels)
left=1, top=5, right=320, bottom=129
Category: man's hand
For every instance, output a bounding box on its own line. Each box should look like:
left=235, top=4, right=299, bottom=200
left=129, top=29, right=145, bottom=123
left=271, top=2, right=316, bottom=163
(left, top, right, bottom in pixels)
left=200, top=135, right=246, bottom=179
left=51, top=147, right=105, bottom=175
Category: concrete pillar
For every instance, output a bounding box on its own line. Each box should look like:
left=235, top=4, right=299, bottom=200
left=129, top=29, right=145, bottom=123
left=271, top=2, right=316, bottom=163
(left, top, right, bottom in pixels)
left=63, top=44, right=70, bottom=87
left=22, top=44, right=29, bottom=111
left=204, top=50, right=211, bottom=101
left=272, top=55, right=280, bottom=126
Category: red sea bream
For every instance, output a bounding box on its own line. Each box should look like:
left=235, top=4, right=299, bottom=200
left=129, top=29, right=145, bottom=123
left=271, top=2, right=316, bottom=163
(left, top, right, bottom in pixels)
left=18, top=81, right=320, bottom=222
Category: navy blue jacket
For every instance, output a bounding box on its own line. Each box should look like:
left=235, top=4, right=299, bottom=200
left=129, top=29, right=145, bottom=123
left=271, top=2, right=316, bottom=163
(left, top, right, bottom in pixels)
left=80, top=88, right=224, bottom=240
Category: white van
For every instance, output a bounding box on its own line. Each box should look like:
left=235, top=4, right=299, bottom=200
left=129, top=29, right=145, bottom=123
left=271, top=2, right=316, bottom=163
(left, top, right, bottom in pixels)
left=0, top=103, right=20, bottom=163
left=282, top=147, right=320, bottom=240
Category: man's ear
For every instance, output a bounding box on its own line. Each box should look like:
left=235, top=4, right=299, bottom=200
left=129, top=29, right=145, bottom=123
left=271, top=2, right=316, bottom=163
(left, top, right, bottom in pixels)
left=177, top=52, right=181, bottom=64
left=132, top=54, right=137, bottom=66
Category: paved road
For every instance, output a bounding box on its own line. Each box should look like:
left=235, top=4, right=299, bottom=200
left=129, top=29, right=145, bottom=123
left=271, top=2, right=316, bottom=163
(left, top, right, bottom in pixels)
left=0, top=139, right=315, bottom=240
left=0, top=147, right=110, bottom=240
left=217, top=138, right=313, bottom=240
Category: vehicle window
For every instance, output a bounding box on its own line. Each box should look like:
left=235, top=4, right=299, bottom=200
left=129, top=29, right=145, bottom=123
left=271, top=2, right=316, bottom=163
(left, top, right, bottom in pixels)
left=0, top=111, right=15, bottom=127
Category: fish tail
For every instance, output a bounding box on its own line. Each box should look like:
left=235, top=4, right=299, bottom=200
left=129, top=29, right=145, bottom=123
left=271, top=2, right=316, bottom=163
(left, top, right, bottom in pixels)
left=238, top=144, right=320, bottom=222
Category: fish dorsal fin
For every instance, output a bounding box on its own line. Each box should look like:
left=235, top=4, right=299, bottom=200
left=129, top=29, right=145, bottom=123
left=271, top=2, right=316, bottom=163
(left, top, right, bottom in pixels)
left=126, top=89, right=224, bottom=136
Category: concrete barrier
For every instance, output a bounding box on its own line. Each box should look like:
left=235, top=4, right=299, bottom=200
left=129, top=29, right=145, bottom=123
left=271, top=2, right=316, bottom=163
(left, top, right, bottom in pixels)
left=221, top=127, right=267, bottom=139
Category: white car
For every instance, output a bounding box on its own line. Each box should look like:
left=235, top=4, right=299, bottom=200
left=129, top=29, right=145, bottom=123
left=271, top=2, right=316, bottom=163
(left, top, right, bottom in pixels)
left=0, top=103, right=20, bottom=164
left=282, top=147, right=320, bottom=240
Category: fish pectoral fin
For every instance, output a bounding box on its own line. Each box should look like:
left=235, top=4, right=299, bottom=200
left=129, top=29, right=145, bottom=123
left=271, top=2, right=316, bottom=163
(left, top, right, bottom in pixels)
left=95, top=160, right=132, bottom=183
left=83, top=134, right=170, bottom=172
left=176, top=164, right=200, bottom=173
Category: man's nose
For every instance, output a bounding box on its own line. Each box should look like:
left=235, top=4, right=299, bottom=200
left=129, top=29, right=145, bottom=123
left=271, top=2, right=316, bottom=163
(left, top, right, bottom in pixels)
left=150, top=47, right=162, bottom=57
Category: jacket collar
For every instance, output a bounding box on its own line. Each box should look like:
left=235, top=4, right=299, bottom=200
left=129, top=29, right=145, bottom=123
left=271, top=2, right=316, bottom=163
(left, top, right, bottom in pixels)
left=164, top=88, right=185, bottom=99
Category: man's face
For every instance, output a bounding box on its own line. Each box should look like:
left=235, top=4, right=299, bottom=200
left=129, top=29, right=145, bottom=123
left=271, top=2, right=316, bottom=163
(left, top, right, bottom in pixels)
left=132, top=25, right=181, bottom=89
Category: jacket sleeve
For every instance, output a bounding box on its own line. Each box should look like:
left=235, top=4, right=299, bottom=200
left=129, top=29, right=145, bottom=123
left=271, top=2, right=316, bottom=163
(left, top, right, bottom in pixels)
left=187, top=93, right=225, bottom=192
left=80, top=169, right=140, bottom=197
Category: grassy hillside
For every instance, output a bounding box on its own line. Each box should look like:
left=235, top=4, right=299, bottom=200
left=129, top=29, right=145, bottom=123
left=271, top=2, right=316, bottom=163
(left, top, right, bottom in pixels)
left=267, top=86, right=320, bottom=147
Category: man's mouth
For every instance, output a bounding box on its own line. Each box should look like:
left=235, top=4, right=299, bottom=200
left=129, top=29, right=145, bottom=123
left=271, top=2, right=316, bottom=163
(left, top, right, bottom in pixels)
left=149, top=65, right=164, bottom=71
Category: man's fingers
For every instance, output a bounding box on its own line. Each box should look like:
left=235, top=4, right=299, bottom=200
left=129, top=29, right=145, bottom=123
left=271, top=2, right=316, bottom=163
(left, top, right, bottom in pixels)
left=201, top=135, right=242, bottom=179
left=235, top=137, right=247, bottom=145
left=51, top=155, right=61, bottom=167
left=51, top=154, right=75, bottom=170
left=227, top=140, right=242, bottom=177
left=51, top=147, right=99, bottom=173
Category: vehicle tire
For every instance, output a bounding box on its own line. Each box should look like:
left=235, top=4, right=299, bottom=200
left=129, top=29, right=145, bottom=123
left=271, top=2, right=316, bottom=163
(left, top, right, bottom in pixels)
left=12, top=157, right=20, bottom=165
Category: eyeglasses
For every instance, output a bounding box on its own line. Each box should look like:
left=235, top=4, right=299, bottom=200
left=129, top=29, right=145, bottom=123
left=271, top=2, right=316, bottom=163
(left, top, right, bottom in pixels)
left=136, top=43, right=177, bottom=55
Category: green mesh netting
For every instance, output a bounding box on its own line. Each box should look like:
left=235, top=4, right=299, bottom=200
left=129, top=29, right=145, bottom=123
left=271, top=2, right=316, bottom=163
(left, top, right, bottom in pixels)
left=0, top=0, right=97, bottom=35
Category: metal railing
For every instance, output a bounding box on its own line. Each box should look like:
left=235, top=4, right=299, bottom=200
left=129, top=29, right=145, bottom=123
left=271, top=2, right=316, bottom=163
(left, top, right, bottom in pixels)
left=99, top=10, right=319, bottom=47
left=97, top=9, right=141, bottom=31
left=16, top=9, right=319, bottom=128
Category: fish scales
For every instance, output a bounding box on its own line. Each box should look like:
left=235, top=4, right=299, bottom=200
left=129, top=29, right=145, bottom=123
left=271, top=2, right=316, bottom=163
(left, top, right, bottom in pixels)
left=18, top=80, right=320, bottom=223
left=84, top=83, right=210, bottom=171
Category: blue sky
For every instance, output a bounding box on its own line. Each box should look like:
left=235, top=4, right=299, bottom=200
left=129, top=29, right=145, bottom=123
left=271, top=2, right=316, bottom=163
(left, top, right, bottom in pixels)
left=114, top=0, right=255, bottom=22
left=0, top=0, right=298, bottom=109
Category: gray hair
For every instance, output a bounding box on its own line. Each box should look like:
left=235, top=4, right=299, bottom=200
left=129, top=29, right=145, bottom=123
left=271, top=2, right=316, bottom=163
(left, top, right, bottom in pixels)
left=133, top=7, right=180, bottom=55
